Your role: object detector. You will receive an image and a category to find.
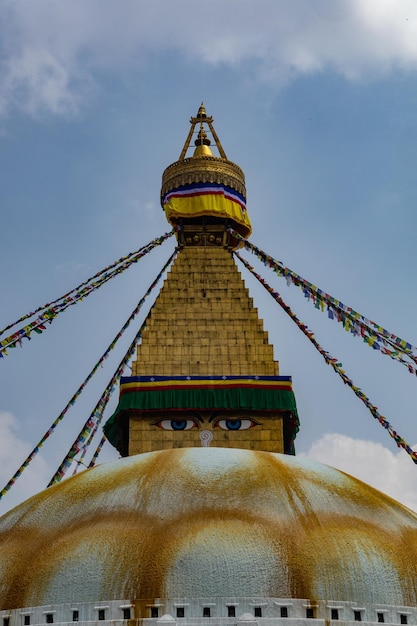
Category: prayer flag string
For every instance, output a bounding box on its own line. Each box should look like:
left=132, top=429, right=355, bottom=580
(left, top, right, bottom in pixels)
left=47, top=309, right=152, bottom=486
left=88, top=436, right=107, bottom=469
left=0, top=249, right=178, bottom=500
left=0, top=229, right=176, bottom=357
left=229, top=229, right=417, bottom=373
left=47, top=249, right=178, bottom=486
left=235, top=252, right=417, bottom=465
left=71, top=426, right=99, bottom=476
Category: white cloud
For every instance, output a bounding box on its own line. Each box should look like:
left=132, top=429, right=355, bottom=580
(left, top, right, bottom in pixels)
left=303, top=432, right=417, bottom=512
left=0, top=411, right=50, bottom=516
left=0, top=48, right=87, bottom=117
left=2, top=0, right=417, bottom=117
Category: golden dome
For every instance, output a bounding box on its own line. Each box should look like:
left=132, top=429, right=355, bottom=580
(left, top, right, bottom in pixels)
left=1, top=449, right=417, bottom=609
left=192, top=127, right=213, bottom=157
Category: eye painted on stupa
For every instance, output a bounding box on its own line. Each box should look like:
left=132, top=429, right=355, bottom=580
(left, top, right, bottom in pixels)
left=213, top=418, right=259, bottom=431
left=153, top=419, right=199, bottom=431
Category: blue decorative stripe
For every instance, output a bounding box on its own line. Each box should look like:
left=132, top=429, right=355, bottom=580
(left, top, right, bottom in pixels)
left=120, top=375, right=292, bottom=383
left=162, top=181, right=246, bottom=207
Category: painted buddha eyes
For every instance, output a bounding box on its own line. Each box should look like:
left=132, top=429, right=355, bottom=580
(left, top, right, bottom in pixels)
left=154, top=418, right=258, bottom=431
left=155, top=419, right=197, bottom=431
left=215, top=419, right=257, bottom=431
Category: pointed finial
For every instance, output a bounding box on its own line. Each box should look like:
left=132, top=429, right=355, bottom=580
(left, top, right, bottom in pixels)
left=196, top=102, right=207, bottom=120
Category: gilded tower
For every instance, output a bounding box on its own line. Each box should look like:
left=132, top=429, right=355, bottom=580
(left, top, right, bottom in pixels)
left=104, top=104, right=299, bottom=457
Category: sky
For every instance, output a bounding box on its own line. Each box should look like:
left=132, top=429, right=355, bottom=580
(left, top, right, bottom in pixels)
left=1, top=0, right=417, bottom=515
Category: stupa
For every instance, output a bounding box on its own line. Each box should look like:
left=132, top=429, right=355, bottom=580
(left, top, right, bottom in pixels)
left=1, top=105, right=417, bottom=626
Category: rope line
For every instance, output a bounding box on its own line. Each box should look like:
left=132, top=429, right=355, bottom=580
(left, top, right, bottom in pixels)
left=229, top=229, right=417, bottom=372
left=235, top=252, right=417, bottom=464
left=47, top=309, right=152, bottom=486
left=71, top=422, right=97, bottom=476
left=0, top=249, right=178, bottom=500
left=71, top=425, right=99, bottom=476
left=0, top=229, right=176, bottom=357
left=47, top=249, right=178, bottom=486
left=88, top=436, right=107, bottom=469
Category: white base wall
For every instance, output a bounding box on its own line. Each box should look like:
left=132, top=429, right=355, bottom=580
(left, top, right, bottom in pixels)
left=0, top=598, right=414, bottom=626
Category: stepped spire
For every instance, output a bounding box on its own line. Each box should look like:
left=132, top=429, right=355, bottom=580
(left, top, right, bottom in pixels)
left=104, top=106, right=298, bottom=458
left=161, top=104, right=252, bottom=247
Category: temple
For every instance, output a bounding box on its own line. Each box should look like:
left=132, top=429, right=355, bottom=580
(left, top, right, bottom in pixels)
left=1, top=105, right=417, bottom=626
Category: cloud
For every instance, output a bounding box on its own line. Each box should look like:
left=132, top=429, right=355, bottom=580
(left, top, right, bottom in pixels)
left=303, top=432, right=417, bottom=512
left=2, top=1, right=417, bottom=117
left=0, top=411, right=50, bottom=516
left=0, top=47, right=87, bottom=118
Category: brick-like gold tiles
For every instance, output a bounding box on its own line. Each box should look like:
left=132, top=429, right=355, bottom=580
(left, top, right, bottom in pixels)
left=132, top=247, right=279, bottom=376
